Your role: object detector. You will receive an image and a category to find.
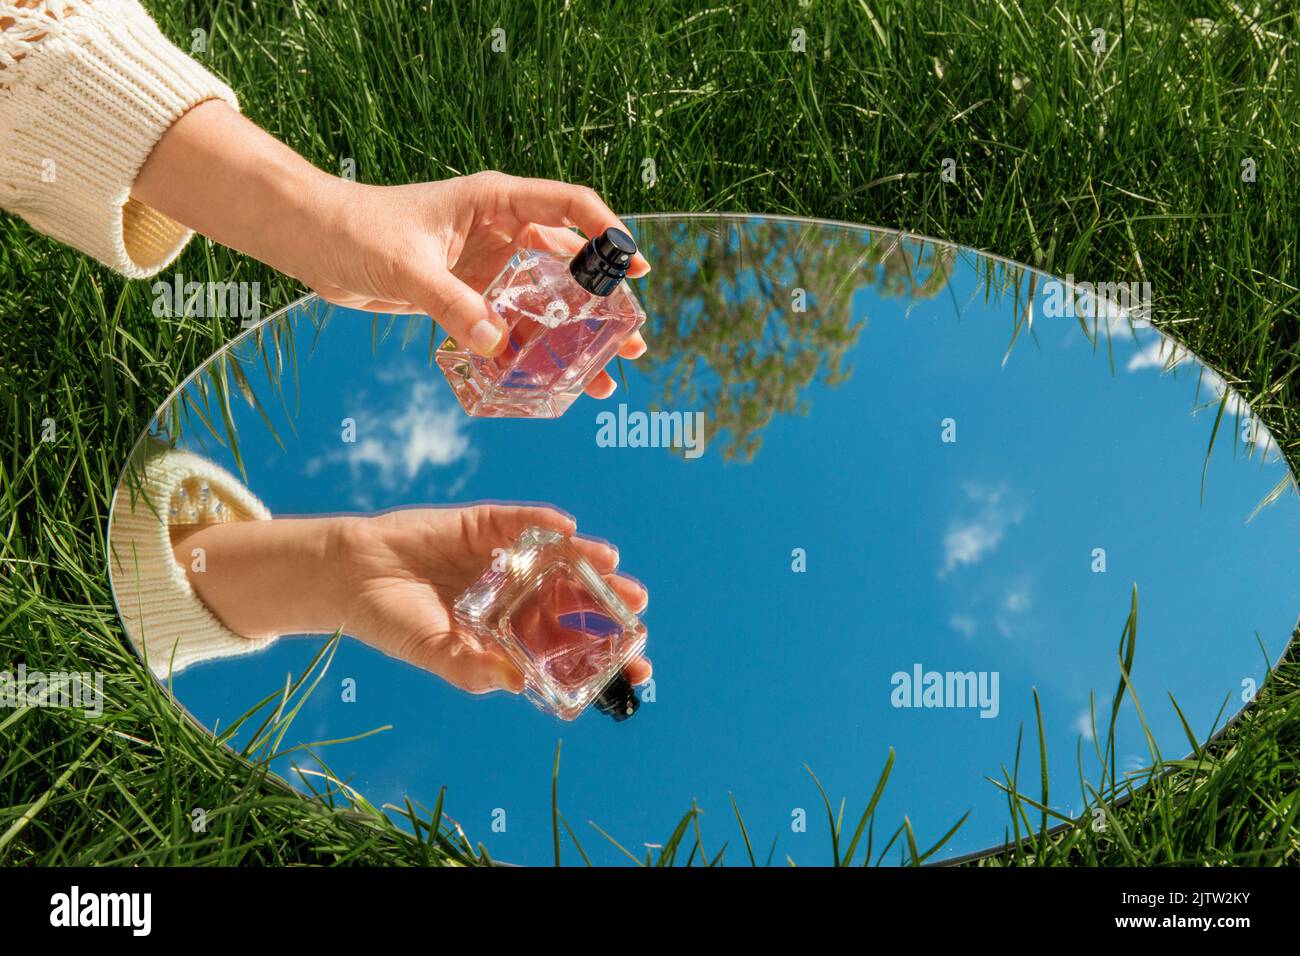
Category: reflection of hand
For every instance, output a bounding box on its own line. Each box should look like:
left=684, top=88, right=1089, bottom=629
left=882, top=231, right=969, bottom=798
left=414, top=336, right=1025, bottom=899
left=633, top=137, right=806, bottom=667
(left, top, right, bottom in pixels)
left=132, top=102, right=648, bottom=397
left=172, top=504, right=651, bottom=695
left=334, top=505, right=651, bottom=693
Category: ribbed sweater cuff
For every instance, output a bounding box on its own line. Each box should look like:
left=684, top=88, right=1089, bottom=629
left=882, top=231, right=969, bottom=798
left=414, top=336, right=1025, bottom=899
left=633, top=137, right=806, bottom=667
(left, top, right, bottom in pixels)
left=108, top=442, right=276, bottom=679
left=0, top=0, right=240, bottom=277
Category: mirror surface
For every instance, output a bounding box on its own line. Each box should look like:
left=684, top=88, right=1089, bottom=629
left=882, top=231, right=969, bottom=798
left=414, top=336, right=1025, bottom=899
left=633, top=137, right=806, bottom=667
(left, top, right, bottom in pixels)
left=109, top=215, right=1300, bottom=865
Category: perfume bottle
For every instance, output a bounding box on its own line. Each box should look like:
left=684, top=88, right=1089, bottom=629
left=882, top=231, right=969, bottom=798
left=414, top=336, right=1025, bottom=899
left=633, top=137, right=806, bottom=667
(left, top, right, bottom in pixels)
left=453, top=526, right=647, bottom=721
left=436, top=228, right=647, bottom=418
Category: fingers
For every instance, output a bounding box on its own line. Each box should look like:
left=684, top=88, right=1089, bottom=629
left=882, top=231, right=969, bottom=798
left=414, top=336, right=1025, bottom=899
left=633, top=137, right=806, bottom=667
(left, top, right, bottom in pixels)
left=624, top=656, right=653, bottom=685
left=584, top=369, right=617, bottom=399
left=607, top=572, right=648, bottom=613
left=618, top=333, right=647, bottom=359
left=480, top=504, right=577, bottom=543
left=523, top=223, right=588, bottom=257
left=412, top=270, right=506, bottom=357
left=462, top=503, right=648, bottom=643
left=498, top=175, right=652, bottom=276
left=570, top=534, right=619, bottom=573
left=468, top=504, right=621, bottom=569
left=475, top=511, right=633, bottom=588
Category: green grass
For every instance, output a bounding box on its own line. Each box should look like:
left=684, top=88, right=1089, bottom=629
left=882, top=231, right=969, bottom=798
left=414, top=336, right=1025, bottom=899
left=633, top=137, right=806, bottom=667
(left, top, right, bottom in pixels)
left=3, top=0, right=1300, bottom=865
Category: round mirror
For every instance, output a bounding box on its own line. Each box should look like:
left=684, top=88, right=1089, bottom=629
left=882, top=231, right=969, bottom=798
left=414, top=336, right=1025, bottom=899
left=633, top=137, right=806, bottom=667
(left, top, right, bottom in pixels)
left=108, top=214, right=1300, bottom=865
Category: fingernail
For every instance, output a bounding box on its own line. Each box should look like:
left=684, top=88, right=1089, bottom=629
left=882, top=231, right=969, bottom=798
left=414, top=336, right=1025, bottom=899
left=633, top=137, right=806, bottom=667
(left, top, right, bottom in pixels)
left=469, top=319, right=503, bottom=355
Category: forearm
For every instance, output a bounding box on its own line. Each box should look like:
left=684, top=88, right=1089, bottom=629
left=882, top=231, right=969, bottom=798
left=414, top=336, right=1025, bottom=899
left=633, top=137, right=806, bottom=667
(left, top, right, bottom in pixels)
left=131, top=100, right=347, bottom=283
left=0, top=1, right=243, bottom=276
left=171, top=516, right=353, bottom=640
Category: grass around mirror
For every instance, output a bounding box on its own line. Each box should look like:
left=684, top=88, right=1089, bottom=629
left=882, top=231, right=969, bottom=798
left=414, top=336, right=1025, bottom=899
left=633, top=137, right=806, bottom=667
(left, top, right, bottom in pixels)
left=2, top=0, right=1300, bottom=865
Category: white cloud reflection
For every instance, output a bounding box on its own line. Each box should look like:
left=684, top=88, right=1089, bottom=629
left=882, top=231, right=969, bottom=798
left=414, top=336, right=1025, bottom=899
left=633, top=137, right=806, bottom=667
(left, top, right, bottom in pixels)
left=1125, top=337, right=1190, bottom=372
left=940, top=483, right=1024, bottom=577
left=1126, top=334, right=1280, bottom=463
left=303, top=366, right=477, bottom=504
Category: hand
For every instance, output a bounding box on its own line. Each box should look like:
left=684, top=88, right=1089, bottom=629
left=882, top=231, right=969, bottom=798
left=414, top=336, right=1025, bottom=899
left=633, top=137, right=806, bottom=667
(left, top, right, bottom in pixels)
left=173, top=504, right=652, bottom=696
left=332, top=504, right=652, bottom=694
left=133, top=102, right=649, bottom=399
left=307, top=172, right=650, bottom=400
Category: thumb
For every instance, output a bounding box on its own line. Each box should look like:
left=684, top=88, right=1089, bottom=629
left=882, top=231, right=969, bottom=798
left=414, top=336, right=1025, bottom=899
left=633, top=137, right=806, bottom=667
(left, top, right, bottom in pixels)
left=437, top=642, right=526, bottom=695
left=417, top=270, right=506, bottom=357
left=482, top=652, right=526, bottom=695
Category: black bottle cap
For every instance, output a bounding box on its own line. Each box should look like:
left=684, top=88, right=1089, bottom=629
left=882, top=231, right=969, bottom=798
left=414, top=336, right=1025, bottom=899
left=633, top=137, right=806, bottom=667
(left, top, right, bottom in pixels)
left=569, top=227, right=638, bottom=296
left=593, top=669, right=640, bottom=722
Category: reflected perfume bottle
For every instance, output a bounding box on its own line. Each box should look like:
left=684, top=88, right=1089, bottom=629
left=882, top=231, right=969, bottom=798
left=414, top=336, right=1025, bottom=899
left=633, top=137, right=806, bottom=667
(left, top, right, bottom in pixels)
left=453, top=526, right=647, bottom=721
left=436, top=228, right=647, bottom=418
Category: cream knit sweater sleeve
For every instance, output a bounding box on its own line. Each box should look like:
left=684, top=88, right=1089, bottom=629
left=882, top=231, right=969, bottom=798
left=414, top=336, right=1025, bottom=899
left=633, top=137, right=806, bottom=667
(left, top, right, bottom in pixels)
left=109, top=440, right=277, bottom=678
left=0, top=0, right=239, bottom=277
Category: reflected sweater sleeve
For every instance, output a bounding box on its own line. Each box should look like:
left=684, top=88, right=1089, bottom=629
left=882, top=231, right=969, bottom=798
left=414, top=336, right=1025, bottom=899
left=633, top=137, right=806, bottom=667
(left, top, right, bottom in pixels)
left=0, top=0, right=239, bottom=277
left=108, top=442, right=276, bottom=677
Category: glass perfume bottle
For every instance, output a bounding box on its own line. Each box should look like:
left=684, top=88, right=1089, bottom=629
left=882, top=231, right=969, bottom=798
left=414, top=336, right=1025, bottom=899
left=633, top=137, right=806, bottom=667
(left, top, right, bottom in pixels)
left=436, top=228, right=647, bottom=418
left=453, top=526, right=647, bottom=721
